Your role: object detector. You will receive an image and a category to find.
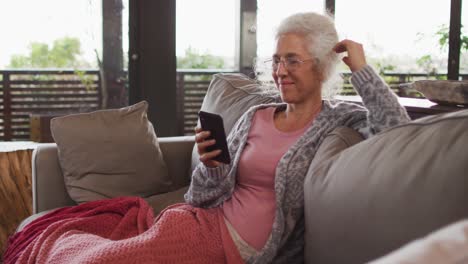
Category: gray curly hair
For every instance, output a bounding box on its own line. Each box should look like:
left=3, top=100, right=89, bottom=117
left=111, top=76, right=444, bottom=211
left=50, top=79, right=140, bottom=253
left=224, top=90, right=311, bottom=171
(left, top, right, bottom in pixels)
left=255, top=12, right=343, bottom=99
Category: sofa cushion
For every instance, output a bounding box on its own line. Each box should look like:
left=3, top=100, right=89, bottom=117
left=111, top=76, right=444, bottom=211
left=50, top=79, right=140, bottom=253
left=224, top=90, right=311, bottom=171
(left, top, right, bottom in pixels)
left=304, top=109, right=468, bottom=264
left=51, top=101, right=172, bottom=204
left=304, top=126, right=364, bottom=262
left=191, top=73, right=280, bottom=170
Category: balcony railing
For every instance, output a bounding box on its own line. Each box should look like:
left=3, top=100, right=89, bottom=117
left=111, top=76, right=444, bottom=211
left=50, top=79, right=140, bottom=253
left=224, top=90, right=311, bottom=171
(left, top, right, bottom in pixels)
left=0, top=69, right=101, bottom=141
left=1, top=69, right=467, bottom=140
left=341, top=72, right=468, bottom=97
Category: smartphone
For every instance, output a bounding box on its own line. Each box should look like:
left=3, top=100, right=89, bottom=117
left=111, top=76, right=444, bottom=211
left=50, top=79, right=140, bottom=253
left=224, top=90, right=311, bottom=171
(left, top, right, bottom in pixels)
left=198, top=111, right=231, bottom=164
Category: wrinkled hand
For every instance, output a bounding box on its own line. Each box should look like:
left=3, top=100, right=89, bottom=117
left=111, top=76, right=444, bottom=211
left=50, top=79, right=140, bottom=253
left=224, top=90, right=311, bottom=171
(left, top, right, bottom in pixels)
left=333, top=39, right=367, bottom=72
left=194, top=127, right=221, bottom=168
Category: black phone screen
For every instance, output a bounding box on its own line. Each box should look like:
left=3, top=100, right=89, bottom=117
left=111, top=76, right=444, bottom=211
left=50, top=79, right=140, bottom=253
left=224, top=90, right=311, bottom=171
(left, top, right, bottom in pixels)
left=198, top=111, right=231, bottom=164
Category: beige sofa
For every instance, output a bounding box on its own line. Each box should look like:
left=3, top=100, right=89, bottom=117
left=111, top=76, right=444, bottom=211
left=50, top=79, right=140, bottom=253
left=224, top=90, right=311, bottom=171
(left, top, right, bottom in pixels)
left=21, top=109, right=468, bottom=263
left=19, top=74, right=468, bottom=263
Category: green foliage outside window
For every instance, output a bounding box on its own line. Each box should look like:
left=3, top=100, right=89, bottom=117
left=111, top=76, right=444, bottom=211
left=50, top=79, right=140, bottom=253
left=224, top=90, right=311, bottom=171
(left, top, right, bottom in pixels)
left=417, top=24, right=468, bottom=76
left=177, top=47, right=224, bottom=69
left=8, top=37, right=89, bottom=69
left=8, top=37, right=95, bottom=89
left=436, top=24, right=468, bottom=52
left=177, top=47, right=226, bottom=81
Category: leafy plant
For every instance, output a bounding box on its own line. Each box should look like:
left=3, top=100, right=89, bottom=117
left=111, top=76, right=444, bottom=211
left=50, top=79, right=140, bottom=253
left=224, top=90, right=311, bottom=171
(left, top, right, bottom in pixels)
left=416, top=24, right=468, bottom=75
left=435, top=24, right=468, bottom=52
left=74, top=70, right=95, bottom=91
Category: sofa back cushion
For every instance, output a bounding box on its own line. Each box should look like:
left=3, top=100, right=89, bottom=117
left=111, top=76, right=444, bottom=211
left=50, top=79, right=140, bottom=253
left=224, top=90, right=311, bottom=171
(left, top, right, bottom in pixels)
left=304, top=109, right=468, bottom=264
left=190, top=73, right=280, bottom=170
left=51, top=101, right=172, bottom=204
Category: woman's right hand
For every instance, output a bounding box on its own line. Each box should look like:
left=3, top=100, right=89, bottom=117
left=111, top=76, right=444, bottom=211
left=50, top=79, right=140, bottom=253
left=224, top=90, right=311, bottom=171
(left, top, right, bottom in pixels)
left=194, top=127, right=222, bottom=168
left=333, top=39, right=367, bottom=72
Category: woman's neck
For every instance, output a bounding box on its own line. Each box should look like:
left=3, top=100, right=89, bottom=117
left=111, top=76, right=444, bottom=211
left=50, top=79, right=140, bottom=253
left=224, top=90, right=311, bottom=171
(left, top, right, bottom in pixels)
left=274, top=99, right=323, bottom=132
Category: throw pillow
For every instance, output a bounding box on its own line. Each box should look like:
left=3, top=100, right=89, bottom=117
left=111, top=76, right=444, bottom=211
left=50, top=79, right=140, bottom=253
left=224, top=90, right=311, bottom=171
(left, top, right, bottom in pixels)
left=191, top=73, right=280, bottom=170
left=51, top=101, right=172, bottom=204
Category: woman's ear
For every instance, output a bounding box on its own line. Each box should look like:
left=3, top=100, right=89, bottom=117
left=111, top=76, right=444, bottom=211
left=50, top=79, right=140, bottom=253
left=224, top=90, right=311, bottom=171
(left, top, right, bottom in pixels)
left=312, top=59, right=326, bottom=82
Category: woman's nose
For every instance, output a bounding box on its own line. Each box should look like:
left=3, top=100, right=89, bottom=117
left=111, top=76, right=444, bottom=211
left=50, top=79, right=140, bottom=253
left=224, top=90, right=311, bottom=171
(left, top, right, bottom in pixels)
left=275, top=61, right=288, bottom=76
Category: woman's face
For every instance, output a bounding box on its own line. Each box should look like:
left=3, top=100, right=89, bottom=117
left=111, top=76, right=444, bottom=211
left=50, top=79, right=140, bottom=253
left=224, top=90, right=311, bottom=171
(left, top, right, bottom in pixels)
left=272, top=33, right=323, bottom=104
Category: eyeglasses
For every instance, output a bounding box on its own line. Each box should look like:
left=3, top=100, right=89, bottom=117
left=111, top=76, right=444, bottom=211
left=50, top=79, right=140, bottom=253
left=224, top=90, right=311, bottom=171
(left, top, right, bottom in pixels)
left=263, top=57, right=315, bottom=72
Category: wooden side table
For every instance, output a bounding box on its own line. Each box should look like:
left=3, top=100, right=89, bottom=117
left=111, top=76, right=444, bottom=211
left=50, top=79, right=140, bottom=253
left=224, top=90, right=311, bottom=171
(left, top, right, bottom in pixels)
left=336, top=96, right=467, bottom=119
left=0, top=142, right=39, bottom=257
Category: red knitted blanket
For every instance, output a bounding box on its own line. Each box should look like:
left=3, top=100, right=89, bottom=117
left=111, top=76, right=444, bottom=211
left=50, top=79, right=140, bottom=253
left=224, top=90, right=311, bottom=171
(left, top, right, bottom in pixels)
left=3, top=197, right=243, bottom=264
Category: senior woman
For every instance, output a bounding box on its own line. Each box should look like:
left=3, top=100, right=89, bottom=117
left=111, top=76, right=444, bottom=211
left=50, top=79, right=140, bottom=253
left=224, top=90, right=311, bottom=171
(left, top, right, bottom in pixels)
left=186, top=12, right=410, bottom=263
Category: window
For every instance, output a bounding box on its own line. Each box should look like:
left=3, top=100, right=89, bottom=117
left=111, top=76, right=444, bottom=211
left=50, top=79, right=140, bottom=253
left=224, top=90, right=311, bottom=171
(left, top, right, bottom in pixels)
left=461, top=1, right=467, bottom=74
left=123, top=0, right=129, bottom=71
left=335, top=0, right=450, bottom=74
left=176, top=0, right=236, bottom=69
left=0, top=0, right=102, bottom=69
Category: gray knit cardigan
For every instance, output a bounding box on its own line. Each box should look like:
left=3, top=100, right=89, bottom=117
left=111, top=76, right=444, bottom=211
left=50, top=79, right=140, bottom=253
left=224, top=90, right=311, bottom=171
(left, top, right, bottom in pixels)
left=184, top=65, right=411, bottom=263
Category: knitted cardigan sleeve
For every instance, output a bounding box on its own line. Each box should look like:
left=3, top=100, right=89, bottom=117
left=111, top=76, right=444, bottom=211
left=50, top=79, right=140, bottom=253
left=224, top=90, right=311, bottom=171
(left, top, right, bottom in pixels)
left=350, top=65, right=411, bottom=137
left=183, top=164, right=230, bottom=208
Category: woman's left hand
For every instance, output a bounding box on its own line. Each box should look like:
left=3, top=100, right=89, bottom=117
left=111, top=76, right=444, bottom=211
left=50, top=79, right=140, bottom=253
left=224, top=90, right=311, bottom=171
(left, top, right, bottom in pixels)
left=333, top=39, right=367, bottom=72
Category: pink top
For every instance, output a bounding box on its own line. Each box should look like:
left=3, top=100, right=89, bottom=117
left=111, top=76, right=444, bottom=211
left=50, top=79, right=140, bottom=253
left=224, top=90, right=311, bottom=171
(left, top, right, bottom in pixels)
left=221, top=107, right=314, bottom=250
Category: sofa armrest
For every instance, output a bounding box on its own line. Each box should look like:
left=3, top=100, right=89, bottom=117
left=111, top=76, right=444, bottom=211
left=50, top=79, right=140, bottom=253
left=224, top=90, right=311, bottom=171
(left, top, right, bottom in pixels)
left=31, top=137, right=196, bottom=214
left=158, top=136, right=195, bottom=189
left=32, top=143, right=75, bottom=213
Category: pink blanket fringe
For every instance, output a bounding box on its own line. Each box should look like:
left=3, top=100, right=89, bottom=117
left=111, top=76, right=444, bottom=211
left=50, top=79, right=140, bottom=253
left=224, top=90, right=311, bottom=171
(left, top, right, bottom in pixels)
left=4, top=197, right=244, bottom=264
